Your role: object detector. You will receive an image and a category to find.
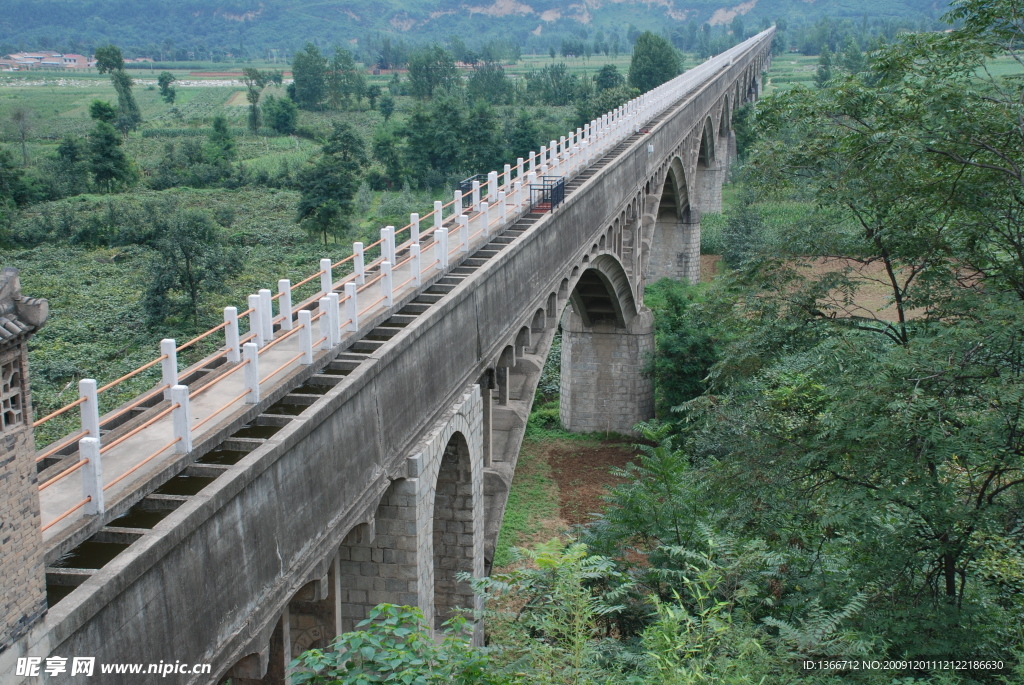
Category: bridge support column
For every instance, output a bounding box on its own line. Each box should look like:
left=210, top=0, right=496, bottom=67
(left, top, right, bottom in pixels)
left=559, top=308, right=654, bottom=435
left=649, top=209, right=701, bottom=285
left=697, top=162, right=725, bottom=215
left=286, top=562, right=340, bottom=669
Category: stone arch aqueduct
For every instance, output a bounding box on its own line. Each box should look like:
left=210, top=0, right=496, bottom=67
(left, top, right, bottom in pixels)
left=0, top=30, right=772, bottom=684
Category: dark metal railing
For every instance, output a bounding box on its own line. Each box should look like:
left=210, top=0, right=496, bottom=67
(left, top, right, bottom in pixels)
left=528, top=176, right=566, bottom=213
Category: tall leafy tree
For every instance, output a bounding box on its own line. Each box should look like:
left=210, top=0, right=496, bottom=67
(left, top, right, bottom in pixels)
left=628, top=32, right=681, bottom=93
left=89, top=121, right=133, bottom=192
left=157, top=71, right=176, bottom=103
left=296, top=122, right=368, bottom=245
left=95, top=44, right=141, bottom=133
left=291, top=42, right=328, bottom=110
left=407, top=45, right=460, bottom=99
left=262, top=95, right=298, bottom=135
left=144, top=209, right=239, bottom=327
left=242, top=68, right=269, bottom=132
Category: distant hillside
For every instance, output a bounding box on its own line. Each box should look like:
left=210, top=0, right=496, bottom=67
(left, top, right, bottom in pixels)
left=0, top=0, right=951, bottom=59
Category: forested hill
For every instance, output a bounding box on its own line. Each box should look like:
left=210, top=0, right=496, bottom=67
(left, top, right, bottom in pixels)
left=1, top=0, right=949, bottom=59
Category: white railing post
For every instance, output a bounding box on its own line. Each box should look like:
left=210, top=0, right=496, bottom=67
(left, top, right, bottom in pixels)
left=487, top=171, right=498, bottom=201
left=482, top=200, right=491, bottom=237
left=382, top=261, right=393, bottom=307
left=278, top=279, right=292, bottom=331
left=471, top=180, right=480, bottom=212
left=79, top=378, right=99, bottom=441
left=539, top=145, right=547, bottom=167
left=410, top=213, right=420, bottom=244
left=318, top=297, right=333, bottom=351
left=513, top=181, right=522, bottom=213
left=328, top=292, right=341, bottom=345
left=382, top=226, right=395, bottom=265
left=411, top=243, right=422, bottom=287
left=248, top=294, right=264, bottom=347
left=345, top=283, right=358, bottom=331
left=243, top=342, right=259, bottom=404
left=224, top=306, right=240, bottom=363
left=259, top=288, right=273, bottom=343
left=160, top=339, right=177, bottom=398
left=171, top=385, right=192, bottom=453
left=433, top=201, right=443, bottom=231
left=453, top=190, right=463, bottom=217
left=298, top=310, right=313, bottom=365
left=79, top=437, right=103, bottom=515
left=497, top=191, right=507, bottom=226
left=504, top=164, right=511, bottom=189
left=516, top=157, right=524, bottom=181
left=320, top=258, right=333, bottom=296
left=437, top=228, right=448, bottom=269
left=354, top=242, right=365, bottom=285
left=529, top=151, right=536, bottom=172
left=458, top=215, right=469, bottom=252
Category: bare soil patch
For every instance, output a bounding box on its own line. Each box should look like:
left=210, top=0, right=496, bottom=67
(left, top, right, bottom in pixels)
left=545, top=439, right=637, bottom=526
left=701, top=254, right=722, bottom=283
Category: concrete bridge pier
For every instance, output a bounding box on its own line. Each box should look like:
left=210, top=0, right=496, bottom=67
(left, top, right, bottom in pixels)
left=559, top=306, right=654, bottom=435
left=557, top=244, right=657, bottom=437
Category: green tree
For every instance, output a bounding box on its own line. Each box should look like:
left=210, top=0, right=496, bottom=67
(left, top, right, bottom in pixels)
left=372, top=126, right=404, bottom=188
left=242, top=68, right=269, bottom=132
left=378, top=94, right=395, bottom=122
left=143, top=209, right=238, bottom=327
left=628, top=32, right=681, bottom=93
left=328, top=48, right=366, bottom=110
left=291, top=42, right=328, bottom=110
left=594, top=64, right=624, bottom=91
left=89, top=100, right=117, bottom=124
left=205, top=115, right=235, bottom=162
left=157, top=71, right=176, bottom=103
left=467, top=62, right=514, bottom=105
left=366, top=84, right=381, bottom=110
left=407, top=44, right=460, bottom=99
left=262, top=95, right=298, bottom=135
left=296, top=122, right=368, bottom=245
left=813, top=45, right=833, bottom=87
left=7, top=107, right=34, bottom=167
left=95, top=45, right=140, bottom=133
left=88, top=121, right=133, bottom=192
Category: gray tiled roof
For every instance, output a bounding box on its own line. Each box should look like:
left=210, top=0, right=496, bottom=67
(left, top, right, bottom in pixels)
left=0, top=267, right=48, bottom=345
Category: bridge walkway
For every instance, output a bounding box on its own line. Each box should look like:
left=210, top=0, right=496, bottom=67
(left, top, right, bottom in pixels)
left=38, top=42, right=734, bottom=552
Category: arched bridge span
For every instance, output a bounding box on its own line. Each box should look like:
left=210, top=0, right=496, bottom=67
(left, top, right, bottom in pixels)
left=4, top=30, right=773, bottom=684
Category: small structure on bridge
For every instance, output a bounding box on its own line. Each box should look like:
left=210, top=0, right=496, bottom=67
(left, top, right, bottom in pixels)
left=0, top=269, right=49, bottom=656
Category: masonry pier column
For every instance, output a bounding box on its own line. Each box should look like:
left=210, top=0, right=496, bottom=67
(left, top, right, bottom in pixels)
left=649, top=207, right=701, bottom=285
left=559, top=307, right=654, bottom=434
left=697, top=161, right=725, bottom=214
left=286, top=561, right=339, bottom=668
left=336, top=479, right=422, bottom=633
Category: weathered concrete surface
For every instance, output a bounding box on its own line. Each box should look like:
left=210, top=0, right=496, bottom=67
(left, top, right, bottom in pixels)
left=1, top=30, right=774, bottom=685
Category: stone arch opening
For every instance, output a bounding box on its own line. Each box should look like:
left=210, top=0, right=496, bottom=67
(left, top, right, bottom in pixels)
left=559, top=255, right=653, bottom=433
left=531, top=308, right=547, bottom=333
left=432, top=431, right=475, bottom=629
left=695, top=117, right=722, bottom=215
left=515, top=326, right=531, bottom=356
left=645, top=159, right=699, bottom=284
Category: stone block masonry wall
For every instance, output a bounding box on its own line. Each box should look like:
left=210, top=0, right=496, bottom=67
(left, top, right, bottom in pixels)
left=432, top=438, right=476, bottom=628
left=649, top=215, right=701, bottom=285
left=336, top=480, right=421, bottom=633
left=335, top=387, right=484, bottom=636
left=0, top=347, right=47, bottom=655
left=560, top=309, right=655, bottom=435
